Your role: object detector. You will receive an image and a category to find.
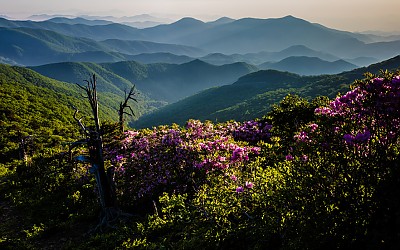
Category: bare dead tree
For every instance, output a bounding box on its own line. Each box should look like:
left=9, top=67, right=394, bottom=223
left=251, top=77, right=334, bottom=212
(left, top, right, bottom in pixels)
left=72, top=74, right=128, bottom=231
left=118, top=85, right=137, bottom=132
left=17, top=133, right=33, bottom=176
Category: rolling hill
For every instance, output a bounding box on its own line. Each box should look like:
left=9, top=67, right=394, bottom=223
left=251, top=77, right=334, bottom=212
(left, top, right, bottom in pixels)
left=267, top=45, right=340, bottom=62
left=0, top=64, right=82, bottom=161
left=128, top=53, right=194, bottom=64
left=1, top=63, right=155, bottom=127
left=132, top=55, right=400, bottom=128
left=47, top=17, right=113, bottom=26
left=1, top=15, right=399, bottom=63
left=259, top=56, right=358, bottom=75
left=30, top=62, right=134, bottom=94
left=0, top=64, right=119, bottom=145
left=200, top=45, right=341, bottom=66
left=0, top=27, right=205, bottom=66
left=0, top=27, right=105, bottom=65
left=0, top=17, right=145, bottom=41
left=137, top=15, right=398, bottom=60
left=30, top=59, right=258, bottom=103
left=98, top=39, right=204, bottom=57
left=0, top=63, right=157, bottom=163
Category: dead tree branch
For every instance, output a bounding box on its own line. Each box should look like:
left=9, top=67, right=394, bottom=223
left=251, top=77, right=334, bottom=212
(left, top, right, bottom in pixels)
left=73, top=106, right=88, bottom=136
left=118, top=85, right=137, bottom=132
left=72, top=74, right=127, bottom=232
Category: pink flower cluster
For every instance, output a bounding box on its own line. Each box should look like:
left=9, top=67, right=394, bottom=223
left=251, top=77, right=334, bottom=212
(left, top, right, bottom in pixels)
left=286, top=74, right=400, bottom=162
left=315, top=88, right=367, bottom=118
left=314, top=75, right=400, bottom=146
left=235, top=181, right=254, bottom=193
left=105, top=120, right=264, bottom=201
left=343, top=129, right=371, bottom=145
left=294, top=131, right=310, bottom=143
left=233, top=120, right=272, bottom=143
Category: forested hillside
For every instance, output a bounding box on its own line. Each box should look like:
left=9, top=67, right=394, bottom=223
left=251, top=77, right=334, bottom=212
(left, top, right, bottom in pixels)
left=0, top=64, right=150, bottom=168
left=0, top=64, right=83, bottom=166
left=31, top=60, right=258, bottom=103
left=259, top=56, right=357, bottom=75
left=134, top=55, right=400, bottom=128
left=0, top=26, right=204, bottom=66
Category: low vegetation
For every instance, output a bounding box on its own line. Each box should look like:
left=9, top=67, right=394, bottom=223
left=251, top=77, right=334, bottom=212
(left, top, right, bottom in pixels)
left=1, top=68, right=400, bottom=249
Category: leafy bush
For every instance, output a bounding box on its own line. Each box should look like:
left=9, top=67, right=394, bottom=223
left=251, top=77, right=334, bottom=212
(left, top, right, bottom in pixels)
left=2, top=70, right=400, bottom=249
left=107, top=71, right=400, bottom=249
left=105, top=120, right=266, bottom=210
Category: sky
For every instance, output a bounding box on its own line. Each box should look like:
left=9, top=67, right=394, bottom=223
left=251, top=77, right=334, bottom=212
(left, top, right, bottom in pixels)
left=1, top=0, right=399, bottom=33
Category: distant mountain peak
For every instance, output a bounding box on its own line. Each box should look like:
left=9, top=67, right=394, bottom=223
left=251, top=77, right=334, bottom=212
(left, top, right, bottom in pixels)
left=282, top=15, right=296, bottom=19
left=333, top=59, right=357, bottom=66
left=174, top=17, right=204, bottom=25
left=280, top=45, right=315, bottom=53
left=130, top=14, right=153, bottom=19
left=183, top=59, right=210, bottom=66
left=279, top=56, right=324, bottom=62
left=216, top=16, right=235, bottom=22
left=279, top=15, right=309, bottom=23
left=208, top=17, right=235, bottom=25
left=259, top=56, right=359, bottom=75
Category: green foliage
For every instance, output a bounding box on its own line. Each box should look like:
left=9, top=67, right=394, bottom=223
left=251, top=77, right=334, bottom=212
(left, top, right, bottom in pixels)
left=121, top=70, right=400, bottom=249
left=265, top=94, right=330, bottom=141
left=2, top=66, right=400, bottom=249
left=0, top=64, right=83, bottom=167
left=31, top=62, right=134, bottom=94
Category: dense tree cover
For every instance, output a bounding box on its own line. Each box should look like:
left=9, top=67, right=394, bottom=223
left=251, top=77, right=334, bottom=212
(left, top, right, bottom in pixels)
left=31, top=60, right=257, bottom=103
left=0, top=65, right=126, bottom=248
left=0, top=64, right=83, bottom=168
left=133, top=71, right=350, bottom=128
left=0, top=64, right=148, bottom=171
left=134, top=56, right=400, bottom=128
left=1, top=68, right=400, bottom=249
left=259, top=56, right=357, bottom=75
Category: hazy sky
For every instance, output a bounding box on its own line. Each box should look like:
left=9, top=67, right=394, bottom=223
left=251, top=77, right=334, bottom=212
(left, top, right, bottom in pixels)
left=1, top=0, right=399, bottom=32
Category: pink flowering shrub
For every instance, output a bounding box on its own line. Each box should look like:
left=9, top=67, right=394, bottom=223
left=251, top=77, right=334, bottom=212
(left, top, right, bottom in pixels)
left=276, top=71, right=400, bottom=248
left=105, top=72, right=400, bottom=249
left=105, top=120, right=265, bottom=207
left=233, top=120, right=272, bottom=143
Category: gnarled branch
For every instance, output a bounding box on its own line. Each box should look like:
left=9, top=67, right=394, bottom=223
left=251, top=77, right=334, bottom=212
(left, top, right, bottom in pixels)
left=73, top=106, right=88, bottom=135
left=118, top=85, right=138, bottom=132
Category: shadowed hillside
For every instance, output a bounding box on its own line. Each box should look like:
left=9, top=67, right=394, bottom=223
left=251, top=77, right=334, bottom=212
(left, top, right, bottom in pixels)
left=133, top=55, right=400, bottom=128
left=31, top=60, right=258, bottom=103
left=259, top=56, right=358, bottom=75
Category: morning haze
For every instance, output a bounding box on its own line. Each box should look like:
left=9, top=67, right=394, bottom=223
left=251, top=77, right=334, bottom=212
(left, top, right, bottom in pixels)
left=1, top=0, right=399, bottom=33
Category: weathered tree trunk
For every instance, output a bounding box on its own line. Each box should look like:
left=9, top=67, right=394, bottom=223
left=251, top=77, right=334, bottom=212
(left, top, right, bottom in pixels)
left=88, top=131, right=115, bottom=209
left=74, top=74, right=126, bottom=231
left=118, top=105, right=125, bottom=133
